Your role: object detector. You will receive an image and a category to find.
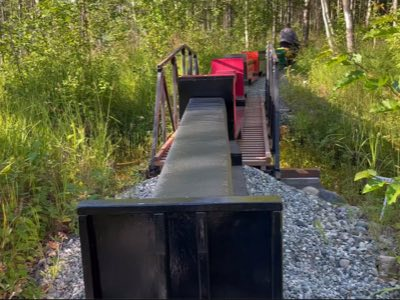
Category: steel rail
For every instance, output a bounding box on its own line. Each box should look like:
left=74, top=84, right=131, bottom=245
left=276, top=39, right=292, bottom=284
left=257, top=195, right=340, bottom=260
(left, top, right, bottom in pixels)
left=265, top=42, right=281, bottom=177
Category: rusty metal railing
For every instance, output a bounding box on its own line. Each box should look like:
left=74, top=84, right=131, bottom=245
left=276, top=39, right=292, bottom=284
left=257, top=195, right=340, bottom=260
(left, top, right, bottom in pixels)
left=265, top=43, right=281, bottom=177
left=149, top=44, right=199, bottom=173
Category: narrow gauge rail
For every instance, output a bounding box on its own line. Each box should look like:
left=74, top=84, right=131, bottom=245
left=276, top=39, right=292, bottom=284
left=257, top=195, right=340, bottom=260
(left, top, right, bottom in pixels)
left=149, top=44, right=280, bottom=176
left=77, top=44, right=283, bottom=299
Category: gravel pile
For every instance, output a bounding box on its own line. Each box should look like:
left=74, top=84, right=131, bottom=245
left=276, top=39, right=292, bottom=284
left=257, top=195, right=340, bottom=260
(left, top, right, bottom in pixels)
left=39, top=238, right=85, bottom=299
left=38, top=166, right=399, bottom=299
left=244, top=166, right=397, bottom=299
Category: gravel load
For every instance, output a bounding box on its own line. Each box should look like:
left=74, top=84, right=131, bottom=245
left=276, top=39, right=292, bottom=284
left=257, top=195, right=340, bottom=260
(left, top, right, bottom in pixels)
left=38, top=166, right=398, bottom=299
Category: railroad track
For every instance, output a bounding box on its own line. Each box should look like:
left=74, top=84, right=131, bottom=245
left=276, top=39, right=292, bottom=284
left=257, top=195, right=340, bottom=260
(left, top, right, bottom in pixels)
left=77, top=44, right=283, bottom=299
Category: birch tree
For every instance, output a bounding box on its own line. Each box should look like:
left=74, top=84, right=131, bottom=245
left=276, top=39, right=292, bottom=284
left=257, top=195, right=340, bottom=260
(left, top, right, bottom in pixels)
left=303, top=0, right=311, bottom=46
left=365, top=0, right=372, bottom=26
left=321, top=0, right=335, bottom=51
left=271, top=0, right=277, bottom=44
left=393, top=0, right=398, bottom=26
left=343, top=0, right=355, bottom=52
left=393, top=0, right=399, bottom=12
left=244, top=0, right=249, bottom=49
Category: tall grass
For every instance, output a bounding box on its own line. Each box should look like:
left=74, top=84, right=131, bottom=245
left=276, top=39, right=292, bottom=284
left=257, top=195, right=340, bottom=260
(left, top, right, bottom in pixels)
left=0, top=25, right=253, bottom=296
left=0, top=40, right=161, bottom=297
left=282, top=38, right=400, bottom=229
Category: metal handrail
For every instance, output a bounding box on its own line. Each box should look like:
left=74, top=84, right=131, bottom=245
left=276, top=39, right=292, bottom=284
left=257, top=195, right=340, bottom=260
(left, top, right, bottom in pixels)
left=265, top=43, right=281, bottom=177
left=149, top=44, right=200, bottom=172
left=157, top=44, right=197, bottom=70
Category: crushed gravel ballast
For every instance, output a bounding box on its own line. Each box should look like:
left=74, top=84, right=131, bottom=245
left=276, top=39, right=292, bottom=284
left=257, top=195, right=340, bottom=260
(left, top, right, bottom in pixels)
left=38, top=166, right=398, bottom=299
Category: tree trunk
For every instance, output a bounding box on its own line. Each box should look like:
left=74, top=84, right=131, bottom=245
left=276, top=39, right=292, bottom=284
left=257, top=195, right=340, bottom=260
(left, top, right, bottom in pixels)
left=271, top=0, right=277, bottom=45
left=393, top=0, right=399, bottom=12
left=288, top=0, right=293, bottom=25
left=314, top=0, right=321, bottom=35
left=365, top=0, right=372, bottom=26
left=324, top=0, right=335, bottom=36
left=343, top=0, right=355, bottom=52
left=321, top=0, right=335, bottom=51
left=303, top=0, right=311, bottom=46
left=357, top=0, right=363, bottom=24
left=279, top=1, right=284, bottom=27
left=393, top=0, right=398, bottom=26
left=223, top=1, right=232, bottom=29
left=244, top=0, right=249, bottom=49
left=78, top=0, right=90, bottom=46
left=0, top=1, right=4, bottom=65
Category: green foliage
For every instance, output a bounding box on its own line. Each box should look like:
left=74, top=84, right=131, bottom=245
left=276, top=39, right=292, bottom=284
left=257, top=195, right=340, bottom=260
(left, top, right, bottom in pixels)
left=354, top=171, right=400, bottom=205
left=334, top=70, right=366, bottom=90
left=354, top=169, right=377, bottom=181
left=0, top=1, right=155, bottom=297
left=321, top=14, right=400, bottom=208
left=284, top=24, right=400, bottom=226
left=0, top=0, right=277, bottom=297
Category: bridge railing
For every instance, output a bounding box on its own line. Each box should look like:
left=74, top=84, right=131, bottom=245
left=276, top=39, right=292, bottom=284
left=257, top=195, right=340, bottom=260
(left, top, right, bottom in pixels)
left=265, top=43, right=281, bottom=177
left=149, top=44, right=199, bottom=172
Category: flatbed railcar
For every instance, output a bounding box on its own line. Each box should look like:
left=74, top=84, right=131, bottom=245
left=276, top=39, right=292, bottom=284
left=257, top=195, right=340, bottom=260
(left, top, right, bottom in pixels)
left=77, top=43, right=283, bottom=299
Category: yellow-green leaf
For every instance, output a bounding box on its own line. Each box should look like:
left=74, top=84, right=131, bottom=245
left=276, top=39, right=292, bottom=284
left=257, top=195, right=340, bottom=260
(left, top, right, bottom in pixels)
left=386, top=183, right=400, bottom=205
left=361, top=179, right=386, bottom=194
left=354, top=169, right=377, bottom=181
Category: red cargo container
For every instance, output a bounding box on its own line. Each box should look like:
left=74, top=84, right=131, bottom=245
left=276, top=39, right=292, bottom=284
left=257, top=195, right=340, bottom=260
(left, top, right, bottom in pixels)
left=242, top=51, right=259, bottom=76
left=223, top=54, right=256, bottom=85
left=211, top=58, right=245, bottom=100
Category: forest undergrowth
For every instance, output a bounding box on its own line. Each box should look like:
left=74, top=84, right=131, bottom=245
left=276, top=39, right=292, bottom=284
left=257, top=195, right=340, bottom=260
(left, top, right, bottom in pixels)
left=281, top=37, right=400, bottom=265
left=1, top=0, right=400, bottom=298
left=0, top=1, right=269, bottom=297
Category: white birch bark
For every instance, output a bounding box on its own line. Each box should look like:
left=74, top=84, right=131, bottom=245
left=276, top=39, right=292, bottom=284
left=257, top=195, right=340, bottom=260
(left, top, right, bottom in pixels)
left=393, top=0, right=399, bottom=12
left=392, top=0, right=398, bottom=26
left=244, top=0, right=249, bottom=49
left=365, top=0, right=372, bottom=26
left=343, top=0, right=355, bottom=52
left=321, top=0, right=335, bottom=50
left=271, top=0, right=276, bottom=44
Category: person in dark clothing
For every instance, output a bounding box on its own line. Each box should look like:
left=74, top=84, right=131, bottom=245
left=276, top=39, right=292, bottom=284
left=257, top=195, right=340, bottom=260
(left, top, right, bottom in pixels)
left=279, top=24, right=300, bottom=65
left=279, top=23, right=299, bottom=49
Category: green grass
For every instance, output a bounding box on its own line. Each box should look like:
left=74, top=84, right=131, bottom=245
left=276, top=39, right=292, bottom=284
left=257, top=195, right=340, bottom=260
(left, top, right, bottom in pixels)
left=0, top=42, right=160, bottom=297
left=0, top=26, right=252, bottom=296
left=281, top=39, right=400, bottom=258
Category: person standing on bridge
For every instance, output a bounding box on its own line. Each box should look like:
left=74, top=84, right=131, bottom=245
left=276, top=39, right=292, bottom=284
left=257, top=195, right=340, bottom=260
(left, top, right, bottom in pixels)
left=279, top=23, right=300, bottom=50
left=279, top=23, right=300, bottom=65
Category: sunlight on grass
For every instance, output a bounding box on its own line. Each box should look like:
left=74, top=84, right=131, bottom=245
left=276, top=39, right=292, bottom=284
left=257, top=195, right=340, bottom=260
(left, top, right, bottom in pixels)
left=281, top=42, right=400, bottom=262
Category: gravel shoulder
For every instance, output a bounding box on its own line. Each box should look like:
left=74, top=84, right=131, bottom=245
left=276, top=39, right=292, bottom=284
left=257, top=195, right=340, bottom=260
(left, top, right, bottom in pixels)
left=37, top=166, right=399, bottom=299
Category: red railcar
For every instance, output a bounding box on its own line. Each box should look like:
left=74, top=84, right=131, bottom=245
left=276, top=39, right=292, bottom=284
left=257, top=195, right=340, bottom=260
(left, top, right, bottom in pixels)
left=242, top=51, right=260, bottom=76
left=210, top=58, right=245, bottom=100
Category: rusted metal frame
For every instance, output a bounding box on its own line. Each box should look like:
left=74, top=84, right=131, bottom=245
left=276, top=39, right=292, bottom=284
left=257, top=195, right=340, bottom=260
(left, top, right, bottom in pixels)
left=160, top=72, right=167, bottom=144
left=157, top=44, right=195, bottom=69
left=162, top=72, right=176, bottom=133
left=181, top=48, right=186, bottom=75
left=154, top=133, right=175, bottom=166
left=151, top=44, right=199, bottom=169
left=171, top=57, right=179, bottom=130
left=150, top=70, right=164, bottom=167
